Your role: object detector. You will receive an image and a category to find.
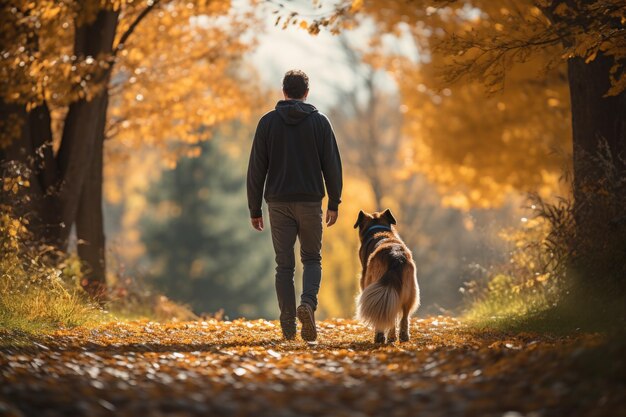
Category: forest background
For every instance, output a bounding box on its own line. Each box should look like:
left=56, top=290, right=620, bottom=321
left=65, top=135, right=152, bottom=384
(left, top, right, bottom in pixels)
left=1, top=0, right=624, bottom=330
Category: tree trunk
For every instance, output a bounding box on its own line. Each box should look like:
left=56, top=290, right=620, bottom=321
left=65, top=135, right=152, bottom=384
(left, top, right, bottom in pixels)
left=566, top=52, right=626, bottom=298
left=54, top=9, right=118, bottom=296
left=568, top=53, right=626, bottom=206
left=75, top=90, right=108, bottom=299
left=1, top=4, right=159, bottom=300
left=57, top=9, right=119, bottom=249
left=27, top=103, right=63, bottom=246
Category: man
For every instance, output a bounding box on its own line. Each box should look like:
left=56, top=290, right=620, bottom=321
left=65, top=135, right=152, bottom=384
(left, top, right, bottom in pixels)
left=247, top=70, right=343, bottom=341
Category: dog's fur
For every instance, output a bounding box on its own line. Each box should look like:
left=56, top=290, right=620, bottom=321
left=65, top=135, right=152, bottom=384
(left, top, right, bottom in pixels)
left=354, top=209, right=420, bottom=343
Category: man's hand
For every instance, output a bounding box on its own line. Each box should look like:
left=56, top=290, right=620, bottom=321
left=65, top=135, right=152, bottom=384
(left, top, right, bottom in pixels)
left=326, top=210, right=338, bottom=227
left=251, top=217, right=264, bottom=231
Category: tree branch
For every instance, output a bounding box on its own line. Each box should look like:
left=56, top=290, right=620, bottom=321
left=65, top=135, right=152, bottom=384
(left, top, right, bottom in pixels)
left=113, top=0, right=161, bottom=57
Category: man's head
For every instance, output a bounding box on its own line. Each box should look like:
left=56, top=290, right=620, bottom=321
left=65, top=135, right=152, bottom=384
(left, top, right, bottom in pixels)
left=282, top=70, right=309, bottom=100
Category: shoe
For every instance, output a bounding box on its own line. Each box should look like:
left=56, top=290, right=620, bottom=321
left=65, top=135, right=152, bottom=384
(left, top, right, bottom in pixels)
left=280, top=321, right=296, bottom=341
left=282, top=327, right=296, bottom=341
left=296, top=303, right=317, bottom=342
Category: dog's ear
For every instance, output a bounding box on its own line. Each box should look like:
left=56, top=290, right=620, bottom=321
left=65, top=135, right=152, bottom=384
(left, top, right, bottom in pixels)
left=382, top=209, right=396, bottom=225
left=354, top=210, right=365, bottom=229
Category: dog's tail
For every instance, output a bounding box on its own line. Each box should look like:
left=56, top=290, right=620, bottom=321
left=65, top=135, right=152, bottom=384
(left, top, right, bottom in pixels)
left=357, top=250, right=404, bottom=330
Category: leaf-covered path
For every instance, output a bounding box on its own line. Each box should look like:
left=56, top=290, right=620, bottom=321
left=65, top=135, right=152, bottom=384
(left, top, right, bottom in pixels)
left=1, top=317, right=624, bottom=417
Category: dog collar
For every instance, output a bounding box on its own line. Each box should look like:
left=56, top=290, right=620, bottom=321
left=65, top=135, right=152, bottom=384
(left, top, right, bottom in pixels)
left=363, top=224, right=392, bottom=236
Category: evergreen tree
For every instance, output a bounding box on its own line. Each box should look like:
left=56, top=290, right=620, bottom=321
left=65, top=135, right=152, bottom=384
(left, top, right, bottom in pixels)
left=141, top=135, right=276, bottom=319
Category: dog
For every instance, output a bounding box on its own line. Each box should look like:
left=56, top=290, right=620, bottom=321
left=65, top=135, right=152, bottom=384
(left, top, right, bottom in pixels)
left=354, top=209, right=420, bottom=343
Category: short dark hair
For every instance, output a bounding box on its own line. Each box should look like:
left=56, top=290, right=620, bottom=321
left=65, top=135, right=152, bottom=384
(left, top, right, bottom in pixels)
left=282, top=70, right=309, bottom=99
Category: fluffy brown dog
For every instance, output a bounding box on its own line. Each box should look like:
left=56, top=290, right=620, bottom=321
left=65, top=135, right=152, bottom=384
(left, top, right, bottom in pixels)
left=354, top=209, right=420, bottom=343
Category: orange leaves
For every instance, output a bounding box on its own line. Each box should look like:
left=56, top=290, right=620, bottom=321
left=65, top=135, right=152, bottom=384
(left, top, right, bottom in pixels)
left=350, top=0, right=364, bottom=12
left=102, top=2, right=259, bottom=261
left=554, top=3, right=572, bottom=17
left=352, top=1, right=573, bottom=209
left=2, top=176, right=30, bottom=194
left=0, top=1, right=104, bottom=108
left=399, top=57, right=570, bottom=207
left=108, top=2, right=257, bottom=152
left=1, top=316, right=621, bottom=416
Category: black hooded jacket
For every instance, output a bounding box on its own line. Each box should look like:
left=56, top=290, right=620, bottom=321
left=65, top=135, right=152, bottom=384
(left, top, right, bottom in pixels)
left=246, top=100, right=343, bottom=218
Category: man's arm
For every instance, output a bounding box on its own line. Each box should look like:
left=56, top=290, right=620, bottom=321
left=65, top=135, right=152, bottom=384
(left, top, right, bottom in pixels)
left=247, top=117, right=269, bottom=227
left=320, top=117, right=343, bottom=225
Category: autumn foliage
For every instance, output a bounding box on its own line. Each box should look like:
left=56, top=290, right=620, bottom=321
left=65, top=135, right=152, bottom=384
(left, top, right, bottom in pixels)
left=1, top=2, right=626, bottom=416
left=1, top=0, right=625, bottom=355
left=1, top=0, right=257, bottom=297
left=1, top=317, right=625, bottom=416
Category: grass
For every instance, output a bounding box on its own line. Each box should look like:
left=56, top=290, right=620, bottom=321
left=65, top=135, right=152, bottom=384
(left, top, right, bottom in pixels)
left=106, top=294, right=198, bottom=323
left=464, top=289, right=557, bottom=333
left=464, top=185, right=626, bottom=336
left=0, top=279, right=106, bottom=333
left=0, top=283, right=195, bottom=334
left=0, top=278, right=198, bottom=334
left=462, top=271, right=562, bottom=330
left=0, top=212, right=106, bottom=334
left=464, top=279, right=626, bottom=335
left=0, top=212, right=190, bottom=334
left=465, top=305, right=573, bottom=334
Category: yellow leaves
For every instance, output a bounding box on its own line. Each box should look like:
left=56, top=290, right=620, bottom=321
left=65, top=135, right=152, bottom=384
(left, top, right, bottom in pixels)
left=185, top=147, right=201, bottom=158
left=7, top=219, right=23, bottom=237
left=585, top=50, right=598, bottom=64
left=126, top=48, right=145, bottom=63
left=41, top=5, right=62, bottom=19
left=0, top=212, right=29, bottom=251
left=1, top=310, right=617, bottom=416
left=554, top=3, right=571, bottom=17
left=441, top=192, right=471, bottom=210
left=606, top=72, right=626, bottom=97
left=350, top=0, right=364, bottom=12
left=104, top=2, right=259, bottom=265
left=547, top=97, right=560, bottom=107
left=392, top=55, right=570, bottom=207
left=2, top=176, right=30, bottom=194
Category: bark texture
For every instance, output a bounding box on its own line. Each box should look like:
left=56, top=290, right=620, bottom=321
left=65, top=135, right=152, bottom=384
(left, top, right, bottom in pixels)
left=1, top=8, right=118, bottom=299
left=566, top=52, right=626, bottom=300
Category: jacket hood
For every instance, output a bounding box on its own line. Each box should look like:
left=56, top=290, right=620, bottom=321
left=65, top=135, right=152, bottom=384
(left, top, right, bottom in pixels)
left=275, top=100, right=318, bottom=125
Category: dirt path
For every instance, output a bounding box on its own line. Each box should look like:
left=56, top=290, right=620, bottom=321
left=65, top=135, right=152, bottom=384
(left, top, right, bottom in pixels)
left=0, top=317, right=623, bottom=417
